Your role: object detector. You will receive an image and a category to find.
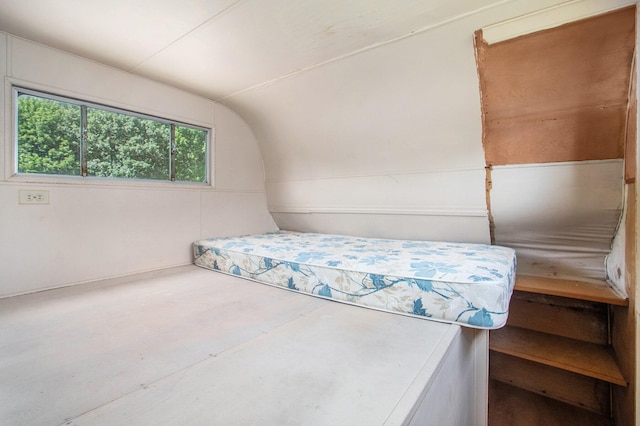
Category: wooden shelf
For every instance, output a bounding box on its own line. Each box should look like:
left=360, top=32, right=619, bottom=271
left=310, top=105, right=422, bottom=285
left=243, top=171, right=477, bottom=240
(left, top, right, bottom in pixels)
left=489, top=380, right=614, bottom=426
left=490, top=326, right=627, bottom=387
left=490, top=351, right=611, bottom=415
left=515, top=275, right=628, bottom=306
left=507, top=292, right=608, bottom=344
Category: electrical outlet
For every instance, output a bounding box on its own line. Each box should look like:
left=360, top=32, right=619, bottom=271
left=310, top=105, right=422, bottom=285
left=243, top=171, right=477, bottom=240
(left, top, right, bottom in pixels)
left=19, top=190, right=49, bottom=205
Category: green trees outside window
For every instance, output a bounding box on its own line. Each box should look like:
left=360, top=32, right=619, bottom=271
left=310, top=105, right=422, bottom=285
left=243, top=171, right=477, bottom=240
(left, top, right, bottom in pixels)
left=17, top=90, right=208, bottom=183
left=17, top=95, right=81, bottom=176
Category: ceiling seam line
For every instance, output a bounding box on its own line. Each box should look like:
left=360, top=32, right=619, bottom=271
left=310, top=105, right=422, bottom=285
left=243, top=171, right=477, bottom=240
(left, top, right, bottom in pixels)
left=129, top=0, right=247, bottom=73
left=216, top=0, right=514, bottom=101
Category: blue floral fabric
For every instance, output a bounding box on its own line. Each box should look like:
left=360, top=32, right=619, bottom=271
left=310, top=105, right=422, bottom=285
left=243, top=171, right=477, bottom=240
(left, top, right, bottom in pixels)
left=193, top=231, right=516, bottom=329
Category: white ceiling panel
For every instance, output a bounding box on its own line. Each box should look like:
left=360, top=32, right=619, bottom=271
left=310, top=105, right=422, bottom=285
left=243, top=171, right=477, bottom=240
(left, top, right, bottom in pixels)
left=0, top=0, right=240, bottom=70
left=0, top=0, right=500, bottom=100
left=135, top=0, right=500, bottom=99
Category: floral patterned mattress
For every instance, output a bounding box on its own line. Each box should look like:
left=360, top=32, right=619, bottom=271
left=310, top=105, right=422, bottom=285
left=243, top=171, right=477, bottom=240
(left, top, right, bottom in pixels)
left=193, top=231, right=517, bottom=329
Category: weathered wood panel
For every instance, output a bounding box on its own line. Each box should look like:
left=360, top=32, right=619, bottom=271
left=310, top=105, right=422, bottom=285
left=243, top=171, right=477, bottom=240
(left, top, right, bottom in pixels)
left=490, top=326, right=626, bottom=386
left=611, top=182, right=637, bottom=425
left=625, top=60, right=637, bottom=183
left=515, top=275, right=628, bottom=306
left=476, top=6, right=635, bottom=165
left=507, top=291, right=608, bottom=345
left=490, top=351, right=610, bottom=415
left=489, top=380, right=614, bottom=426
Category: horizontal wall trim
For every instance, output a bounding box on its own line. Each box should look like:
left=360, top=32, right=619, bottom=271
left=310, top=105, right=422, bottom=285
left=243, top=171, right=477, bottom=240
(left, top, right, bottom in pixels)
left=265, top=166, right=485, bottom=184
left=269, top=206, right=488, bottom=217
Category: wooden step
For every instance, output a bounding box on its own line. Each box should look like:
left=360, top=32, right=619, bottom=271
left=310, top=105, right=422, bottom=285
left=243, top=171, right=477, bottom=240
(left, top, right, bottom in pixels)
left=507, top=291, right=608, bottom=344
left=490, top=326, right=627, bottom=386
left=515, top=275, right=628, bottom=306
left=489, top=380, right=614, bottom=426
left=490, top=351, right=611, bottom=415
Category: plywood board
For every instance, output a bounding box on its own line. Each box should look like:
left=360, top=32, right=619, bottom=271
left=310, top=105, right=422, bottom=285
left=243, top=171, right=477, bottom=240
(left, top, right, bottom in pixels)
left=485, top=106, right=627, bottom=165
left=625, top=59, right=637, bottom=183
left=490, top=326, right=626, bottom=386
left=489, top=380, right=614, bottom=426
left=515, top=275, right=628, bottom=306
left=507, top=291, right=609, bottom=344
left=476, top=6, right=635, bottom=166
left=490, top=351, right=611, bottom=415
left=611, top=182, right=637, bottom=425
left=0, top=266, right=468, bottom=426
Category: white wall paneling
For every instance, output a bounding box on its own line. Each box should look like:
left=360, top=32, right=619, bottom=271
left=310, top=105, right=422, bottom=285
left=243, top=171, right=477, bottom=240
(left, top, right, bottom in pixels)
left=0, top=34, right=276, bottom=297
left=222, top=0, right=572, bottom=243
left=267, top=168, right=489, bottom=242
left=266, top=168, right=486, bottom=215
left=200, top=190, right=278, bottom=239
left=213, top=103, right=267, bottom=191
left=271, top=212, right=490, bottom=243
left=0, top=184, right=200, bottom=296
left=7, top=36, right=215, bottom=127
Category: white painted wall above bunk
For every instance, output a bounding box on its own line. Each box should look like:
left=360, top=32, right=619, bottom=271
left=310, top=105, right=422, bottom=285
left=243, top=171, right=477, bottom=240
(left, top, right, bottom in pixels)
left=0, top=33, right=276, bottom=297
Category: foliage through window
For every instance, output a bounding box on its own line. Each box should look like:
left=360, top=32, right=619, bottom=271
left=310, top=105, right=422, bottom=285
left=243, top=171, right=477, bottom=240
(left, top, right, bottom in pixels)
left=16, top=89, right=209, bottom=183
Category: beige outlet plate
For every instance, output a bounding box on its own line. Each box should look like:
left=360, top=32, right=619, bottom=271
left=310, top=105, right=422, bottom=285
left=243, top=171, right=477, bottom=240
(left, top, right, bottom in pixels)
left=19, top=190, right=49, bottom=205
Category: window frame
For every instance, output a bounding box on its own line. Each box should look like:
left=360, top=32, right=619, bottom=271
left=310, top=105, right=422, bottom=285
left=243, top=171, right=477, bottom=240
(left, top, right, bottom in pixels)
left=11, top=86, right=213, bottom=188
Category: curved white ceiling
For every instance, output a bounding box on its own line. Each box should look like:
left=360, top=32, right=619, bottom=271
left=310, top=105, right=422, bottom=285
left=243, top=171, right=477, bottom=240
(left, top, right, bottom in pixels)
left=0, top=0, right=503, bottom=100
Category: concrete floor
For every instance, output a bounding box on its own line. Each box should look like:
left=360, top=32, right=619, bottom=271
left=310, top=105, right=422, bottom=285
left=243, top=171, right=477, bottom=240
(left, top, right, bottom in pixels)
left=0, top=266, right=460, bottom=425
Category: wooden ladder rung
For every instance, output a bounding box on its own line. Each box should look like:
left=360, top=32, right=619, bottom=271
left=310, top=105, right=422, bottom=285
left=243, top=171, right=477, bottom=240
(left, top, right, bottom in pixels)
left=490, top=326, right=627, bottom=387
left=515, top=275, right=628, bottom=306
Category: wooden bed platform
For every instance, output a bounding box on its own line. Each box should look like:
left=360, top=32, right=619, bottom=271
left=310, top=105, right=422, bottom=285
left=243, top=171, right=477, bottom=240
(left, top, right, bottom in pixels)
left=0, top=265, right=489, bottom=426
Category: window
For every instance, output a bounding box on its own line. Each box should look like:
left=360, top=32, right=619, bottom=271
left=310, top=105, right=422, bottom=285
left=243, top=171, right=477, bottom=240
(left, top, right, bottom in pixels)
left=15, top=88, right=209, bottom=183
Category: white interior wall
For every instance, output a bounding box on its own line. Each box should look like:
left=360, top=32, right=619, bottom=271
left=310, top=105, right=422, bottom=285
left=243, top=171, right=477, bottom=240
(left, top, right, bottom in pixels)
left=221, top=0, right=606, bottom=244
left=222, top=10, right=494, bottom=243
left=0, top=33, right=277, bottom=297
